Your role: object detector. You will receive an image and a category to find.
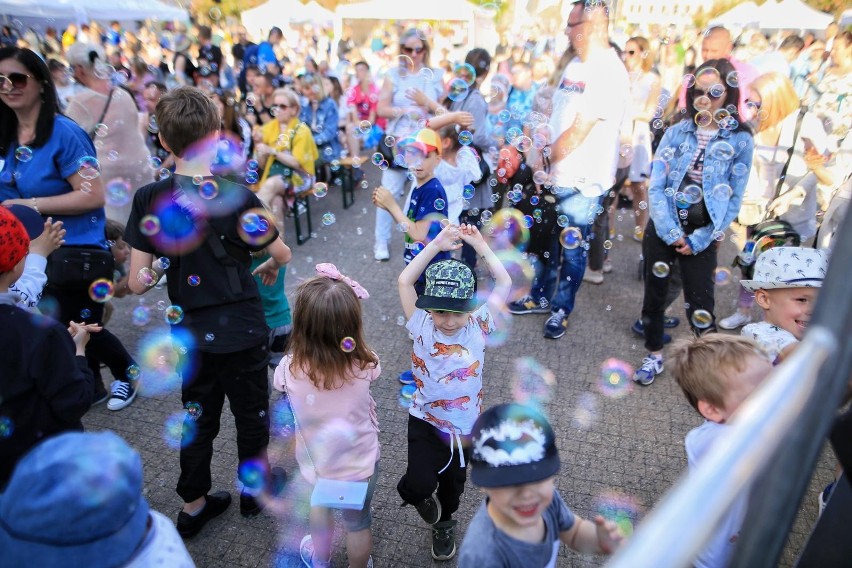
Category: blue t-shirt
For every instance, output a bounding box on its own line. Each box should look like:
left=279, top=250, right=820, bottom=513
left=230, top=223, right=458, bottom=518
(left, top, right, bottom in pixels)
left=0, top=115, right=106, bottom=248
left=458, top=489, right=576, bottom=567
left=404, top=177, right=449, bottom=267
left=256, top=42, right=278, bottom=69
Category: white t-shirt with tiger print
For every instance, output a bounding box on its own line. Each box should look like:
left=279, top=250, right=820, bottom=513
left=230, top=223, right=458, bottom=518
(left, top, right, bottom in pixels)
left=405, top=304, right=494, bottom=435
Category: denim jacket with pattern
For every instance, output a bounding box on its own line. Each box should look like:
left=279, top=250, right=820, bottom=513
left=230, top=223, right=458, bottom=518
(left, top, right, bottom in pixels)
left=648, top=120, right=753, bottom=254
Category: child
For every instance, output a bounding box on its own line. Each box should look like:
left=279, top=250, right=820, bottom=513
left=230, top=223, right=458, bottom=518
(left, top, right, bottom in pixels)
left=670, top=335, right=774, bottom=568
left=458, top=403, right=624, bottom=566
left=396, top=223, right=512, bottom=561
left=371, top=128, right=448, bottom=285
left=739, top=247, right=829, bottom=364
left=125, top=86, right=292, bottom=537
left=5, top=204, right=65, bottom=311
left=272, top=264, right=379, bottom=568
left=0, top=206, right=95, bottom=488
left=434, top=123, right=484, bottom=226
left=0, top=431, right=194, bottom=567
left=251, top=246, right=292, bottom=369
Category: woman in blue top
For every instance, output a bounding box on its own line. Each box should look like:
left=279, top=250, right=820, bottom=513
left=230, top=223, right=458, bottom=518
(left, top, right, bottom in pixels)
left=299, top=73, right=341, bottom=166
left=633, top=59, right=754, bottom=386
left=0, top=48, right=137, bottom=407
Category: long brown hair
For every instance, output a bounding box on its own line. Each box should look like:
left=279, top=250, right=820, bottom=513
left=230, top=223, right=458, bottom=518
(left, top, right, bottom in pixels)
left=289, top=275, right=378, bottom=390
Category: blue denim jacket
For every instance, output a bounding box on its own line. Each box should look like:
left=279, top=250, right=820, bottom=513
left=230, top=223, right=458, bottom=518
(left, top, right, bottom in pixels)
left=648, top=120, right=753, bottom=254
left=300, top=97, right=342, bottom=162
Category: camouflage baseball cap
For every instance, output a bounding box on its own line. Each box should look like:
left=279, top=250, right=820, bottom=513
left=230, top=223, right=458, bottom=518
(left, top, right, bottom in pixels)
left=415, top=259, right=478, bottom=313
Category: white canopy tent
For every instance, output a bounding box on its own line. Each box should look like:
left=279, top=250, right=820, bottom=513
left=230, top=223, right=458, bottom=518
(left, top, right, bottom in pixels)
left=709, top=1, right=761, bottom=27
left=840, top=8, right=852, bottom=27
left=757, top=0, right=833, bottom=31
left=0, top=0, right=79, bottom=20
left=241, top=0, right=334, bottom=41
left=333, top=0, right=477, bottom=51
left=0, top=0, right=188, bottom=23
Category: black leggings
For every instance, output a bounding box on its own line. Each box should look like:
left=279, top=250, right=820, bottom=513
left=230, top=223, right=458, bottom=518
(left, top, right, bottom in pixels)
left=640, top=220, right=717, bottom=352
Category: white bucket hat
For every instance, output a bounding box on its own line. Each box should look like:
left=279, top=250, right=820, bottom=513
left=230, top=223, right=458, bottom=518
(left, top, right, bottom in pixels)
left=740, top=247, right=829, bottom=292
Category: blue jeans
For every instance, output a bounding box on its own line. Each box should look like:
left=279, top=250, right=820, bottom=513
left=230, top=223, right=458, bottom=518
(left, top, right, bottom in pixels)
left=527, top=236, right=561, bottom=303
left=538, top=188, right=604, bottom=315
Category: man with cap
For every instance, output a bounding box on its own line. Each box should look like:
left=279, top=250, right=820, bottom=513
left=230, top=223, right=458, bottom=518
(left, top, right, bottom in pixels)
left=0, top=206, right=94, bottom=488
left=0, top=431, right=194, bottom=566
left=4, top=204, right=65, bottom=311
left=458, top=403, right=624, bottom=566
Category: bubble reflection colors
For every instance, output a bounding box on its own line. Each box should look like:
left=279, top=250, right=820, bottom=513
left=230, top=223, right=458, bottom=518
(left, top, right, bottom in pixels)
left=88, top=278, right=115, bottom=303
left=651, top=261, right=671, bottom=278
left=510, top=357, right=556, bottom=411
left=238, top=208, right=277, bottom=247
left=165, top=305, right=185, bottom=325
left=184, top=401, right=203, bottom=420
left=691, top=309, right=714, bottom=329
left=596, top=490, right=642, bottom=538
left=487, top=208, right=530, bottom=251
left=163, top=411, right=197, bottom=450
left=559, top=227, right=583, bottom=249
left=340, top=336, right=356, bottom=352
left=132, top=305, right=151, bottom=326
left=137, top=329, right=194, bottom=396
left=598, top=359, right=634, bottom=399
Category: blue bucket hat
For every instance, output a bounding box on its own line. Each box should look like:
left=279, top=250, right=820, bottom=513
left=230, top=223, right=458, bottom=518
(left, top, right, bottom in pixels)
left=0, top=431, right=150, bottom=568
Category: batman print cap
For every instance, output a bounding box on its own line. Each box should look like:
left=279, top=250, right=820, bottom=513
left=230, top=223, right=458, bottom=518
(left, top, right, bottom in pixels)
left=470, top=403, right=560, bottom=488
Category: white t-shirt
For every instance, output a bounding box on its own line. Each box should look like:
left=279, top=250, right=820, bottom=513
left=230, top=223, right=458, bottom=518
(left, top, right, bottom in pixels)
left=549, top=48, right=629, bottom=196
left=687, top=422, right=747, bottom=568
left=434, top=146, right=482, bottom=225
left=125, top=511, right=195, bottom=567
left=742, top=321, right=798, bottom=364
left=405, top=304, right=495, bottom=435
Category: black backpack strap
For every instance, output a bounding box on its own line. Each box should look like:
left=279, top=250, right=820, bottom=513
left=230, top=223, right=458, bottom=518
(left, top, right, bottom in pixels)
left=88, top=88, right=115, bottom=139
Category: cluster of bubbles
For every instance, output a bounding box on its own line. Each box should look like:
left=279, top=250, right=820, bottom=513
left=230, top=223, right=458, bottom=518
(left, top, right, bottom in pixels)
left=238, top=208, right=277, bottom=247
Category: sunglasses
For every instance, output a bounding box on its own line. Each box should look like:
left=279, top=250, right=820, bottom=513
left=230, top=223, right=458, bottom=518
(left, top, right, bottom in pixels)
left=626, top=50, right=638, bottom=56
left=401, top=46, right=425, bottom=55
left=0, top=72, right=33, bottom=92
left=694, top=87, right=726, bottom=99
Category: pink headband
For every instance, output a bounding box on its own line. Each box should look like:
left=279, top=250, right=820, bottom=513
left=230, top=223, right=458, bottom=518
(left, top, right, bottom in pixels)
left=315, top=263, right=369, bottom=299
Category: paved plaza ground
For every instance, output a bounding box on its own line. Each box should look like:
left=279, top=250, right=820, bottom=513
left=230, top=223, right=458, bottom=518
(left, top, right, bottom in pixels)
left=83, top=163, right=834, bottom=567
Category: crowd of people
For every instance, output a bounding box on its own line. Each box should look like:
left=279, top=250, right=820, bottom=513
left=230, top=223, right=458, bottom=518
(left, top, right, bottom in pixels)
left=0, top=0, right=850, bottom=566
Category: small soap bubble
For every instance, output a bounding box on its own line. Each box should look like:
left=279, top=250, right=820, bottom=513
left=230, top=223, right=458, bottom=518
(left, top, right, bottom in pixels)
left=187, top=274, right=201, bottom=286
left=237, top=208, right=276, bottom=247
left=340, top=337, right=356, bottom=352
left=691, top=309, right=714, bottom=329
left=163, top=412, right=196, bottom=450
left=462, top=184, right=475, bottom=199
left=713, top=267, right=732, bottom=286
left=88, top=278, right=115, bottom=303
left=204, top=333, right=215, bottom=342
left=598, top=358, right=634, bottom=399
left=94, top=123, right=109, bottom=138
left=80, top=308, right=92, bottom=319
left=559, top=227, right=583, bottom=249
left=245, top=170, right=259, bottom=184
left=321, top=212, right=336, bottom=226
left=14, top=146, right=33, bottom=162
left=397, top=315, right=406, bottom=326
left=165, top=305, right=185, bottom=325
left=158, top=257, right=171, bottom=270
left=77, top=156, right=101, bottom=180
left=313, top=182, right=328, bottom=198
left=458, top=130, right=473, bottom=146
left=136, top=267, right=158, bottom=288
left=434, top=198, right=446, bottom=211
left=198, top=180, right=219, bottom=200
left=0, top=417, right=14, bottom=438
left=247, top=159, right=260, bottom=171
left=132, top=305, right=151, bottom=326
left=652, top=261, right=671, bottom=278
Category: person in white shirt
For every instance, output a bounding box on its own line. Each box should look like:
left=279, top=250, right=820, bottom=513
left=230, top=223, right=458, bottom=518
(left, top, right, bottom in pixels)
left=508, top=0, right=628, bottom=341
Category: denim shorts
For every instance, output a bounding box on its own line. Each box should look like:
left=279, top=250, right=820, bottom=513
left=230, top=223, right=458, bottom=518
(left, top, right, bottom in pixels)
left=340, top=461, right=380, bottom=532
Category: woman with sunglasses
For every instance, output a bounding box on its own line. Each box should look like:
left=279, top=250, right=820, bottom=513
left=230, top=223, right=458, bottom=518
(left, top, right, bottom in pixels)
left=372, top=28, right=443, bottom=261
left=621, top=36, right=661, bottom=242
left=255, top=87, right=318, bottom=229
left=718, top=72, right=833, bottom=330
left=0, top=47, right=141, bottom=409
left=633, top=58, right=754, bottom=386
left=64, top=43, right=154, bottom=224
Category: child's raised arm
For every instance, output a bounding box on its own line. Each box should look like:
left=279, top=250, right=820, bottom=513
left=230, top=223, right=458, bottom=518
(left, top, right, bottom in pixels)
left=459, top=224, right=512, bottom=306
left=252, top=236, right=293, bottom=286
left=398, top=223, right=462, bottom=319
left=372, top=186, right=434, bottom=244
left=560, top=514, right=624, bottom=555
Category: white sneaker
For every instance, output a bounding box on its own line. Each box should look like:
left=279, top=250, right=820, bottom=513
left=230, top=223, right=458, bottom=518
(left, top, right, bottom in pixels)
left=718, top=311, right=752, bottom=330
left=583, top=268, right=604, bottom=284
left=633, top=355, right=663, bottom=386
left=603, top=258, right=613, bottom=273
left=373, top=241, right=390, bottom=261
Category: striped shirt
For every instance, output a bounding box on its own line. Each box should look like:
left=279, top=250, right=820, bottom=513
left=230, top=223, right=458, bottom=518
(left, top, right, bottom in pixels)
left=686, top=127, right=717, bottom=183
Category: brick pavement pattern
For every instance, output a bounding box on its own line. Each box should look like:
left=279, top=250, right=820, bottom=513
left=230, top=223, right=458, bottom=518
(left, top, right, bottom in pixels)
left=83, top=164, right=833, bottom=567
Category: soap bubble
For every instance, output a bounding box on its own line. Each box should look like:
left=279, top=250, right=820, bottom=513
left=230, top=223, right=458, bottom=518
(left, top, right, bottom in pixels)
left=598, top=358, right=634, bottom=399
left=321, top=212, right=336, bottom=226
left=433, top=198, right=445, bottom=211
left=559, top=227, right=583, bottom=249
left=14, top=146, right=33, bottom=162
left=510, top=357, right=556, bottom=411
left=77, top=156, right=101, bottom=180
left=237, top=208, right=277, bottom=246
left=165, top=305, right=185, bottom=325
left=313, top=182, right=328, bottom=198
left=340, top=337, right=356, bottom=352
left=198, top=180, right=219, bottom=200
left=136, top=267, right=158, bottom=288
left=458, top=130, right=473, bottom=146
left=691, top=309, right=714, bottom=329
left=88, top=278, right=115, bottom=303
left=652, top=261, right=670, bottom=278
left=187, top=274, right=201, bottom=287
left=184, top=401, right=203, bottom=420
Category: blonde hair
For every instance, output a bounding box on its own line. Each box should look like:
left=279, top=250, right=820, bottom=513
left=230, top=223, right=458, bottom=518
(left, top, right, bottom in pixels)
left=751, top=72, right=800, bottom=132
left=627, top=36, right=654, bottom=73
left=670, top=335, right=766, bottom=413
left=289, top=275, right=379, bottom=391
left=301, top=73, right=327, bottom=101
left=273, top=87, right=301, bottom=114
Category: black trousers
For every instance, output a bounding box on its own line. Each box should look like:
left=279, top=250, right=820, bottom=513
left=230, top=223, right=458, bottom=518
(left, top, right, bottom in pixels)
left=176, top=341, right=271, bottom=502
left=641, top=220, right=717, bottom=352
left=397, top=415, right=471, bottom=522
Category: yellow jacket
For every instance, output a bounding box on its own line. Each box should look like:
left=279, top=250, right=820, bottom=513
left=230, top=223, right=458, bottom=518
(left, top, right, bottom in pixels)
left=258, top=117, right=318, bottom=189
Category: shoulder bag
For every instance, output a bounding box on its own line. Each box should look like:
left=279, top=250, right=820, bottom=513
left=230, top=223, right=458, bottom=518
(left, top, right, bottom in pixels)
left=282, top=377, right=369, bottom=510
left=88, top=89, right=115, bottom=140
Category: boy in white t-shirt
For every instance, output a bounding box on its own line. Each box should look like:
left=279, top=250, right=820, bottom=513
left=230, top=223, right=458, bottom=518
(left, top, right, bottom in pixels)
left=396, top=222, right=511, bottom=561
left=670, top=335, right=774, bottom=568
left=739, top=246, right=829, bottom=364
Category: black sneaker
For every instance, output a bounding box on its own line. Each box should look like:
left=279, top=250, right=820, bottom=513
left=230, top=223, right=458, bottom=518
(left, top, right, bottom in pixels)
left=240, top=466, right=288, bottom=517
left=507, top=295, right=550, bottom=314
left=107, top=380, right=137, bottom=411
left=413, top=492, right=441, bottom=525
left=176, top=491, right=232, bottom=538
left=630, top=319, right=673, bottom=344
left=543, top=309, right=569, bottom=339
left=431, top=519, right=457, bottom=561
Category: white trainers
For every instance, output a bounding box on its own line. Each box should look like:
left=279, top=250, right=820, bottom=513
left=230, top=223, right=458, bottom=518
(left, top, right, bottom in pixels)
left=583, top=268, right=604, bottom=284
left=107, top=380, right=137, bottom=411
left=373, top=241, right=390, bottom=261
left=718, top=311, right=752, bottom=330
left=633, top=355, right=663, bottom=386
left=603, top=258, right=613, bottom=273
